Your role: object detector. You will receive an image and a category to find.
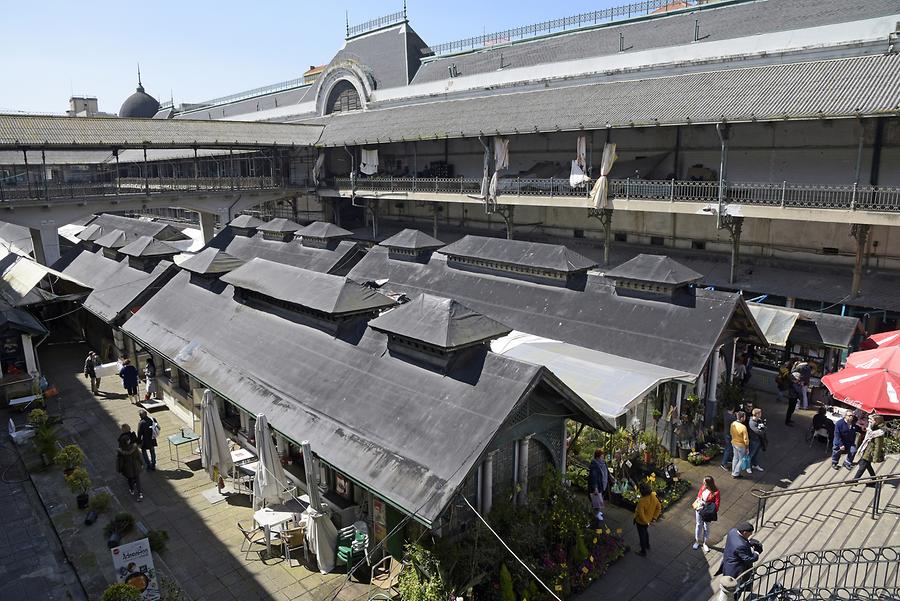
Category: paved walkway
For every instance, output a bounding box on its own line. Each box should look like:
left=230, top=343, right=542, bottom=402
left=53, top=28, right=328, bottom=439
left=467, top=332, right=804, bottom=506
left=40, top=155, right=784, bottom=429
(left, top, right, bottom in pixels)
left=35, top=342, right=371, bottom=601
left=578, top=388, right=846, bottom=601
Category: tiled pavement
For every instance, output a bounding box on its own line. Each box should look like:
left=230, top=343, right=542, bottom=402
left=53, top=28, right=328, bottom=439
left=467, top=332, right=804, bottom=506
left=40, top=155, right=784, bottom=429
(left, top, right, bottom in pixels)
left=29, top=342, right=371, bottom=601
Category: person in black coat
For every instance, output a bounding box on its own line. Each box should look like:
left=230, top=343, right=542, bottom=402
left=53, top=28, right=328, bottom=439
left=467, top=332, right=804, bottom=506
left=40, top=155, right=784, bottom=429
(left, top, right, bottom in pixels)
left=588, top=448, right=610, bottom=524
left=119, top=358, right=140, bottom=404
left=719, top=522, right=761, bottom=579
left=136, top=409, right=157, bottom=471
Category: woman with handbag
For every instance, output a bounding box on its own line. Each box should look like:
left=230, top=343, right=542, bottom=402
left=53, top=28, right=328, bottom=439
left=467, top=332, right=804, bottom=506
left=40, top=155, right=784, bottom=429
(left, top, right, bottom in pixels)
left=692, top=476, right=720, bottom=553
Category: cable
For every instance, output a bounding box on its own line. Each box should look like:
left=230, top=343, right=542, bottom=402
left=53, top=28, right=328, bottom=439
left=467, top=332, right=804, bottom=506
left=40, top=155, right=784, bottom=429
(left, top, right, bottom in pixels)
left=462, top=496, right=562, bottom=601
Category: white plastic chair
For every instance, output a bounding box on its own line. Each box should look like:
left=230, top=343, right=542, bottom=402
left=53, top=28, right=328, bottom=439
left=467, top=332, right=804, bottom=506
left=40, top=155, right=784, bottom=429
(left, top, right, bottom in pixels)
left=8, top=418, right=35, bottom=445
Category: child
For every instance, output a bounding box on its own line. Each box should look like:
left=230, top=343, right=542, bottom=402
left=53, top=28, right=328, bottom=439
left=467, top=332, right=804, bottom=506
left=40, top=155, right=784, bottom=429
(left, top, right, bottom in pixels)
left=634, top=482, right=662, bottom=556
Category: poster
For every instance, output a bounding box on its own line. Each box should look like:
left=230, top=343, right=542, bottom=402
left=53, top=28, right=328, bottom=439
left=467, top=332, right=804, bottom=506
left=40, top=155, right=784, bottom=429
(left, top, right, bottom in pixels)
left=373, top=497, right=386, bottom=542
left=110, top=538, right=160, bottom=600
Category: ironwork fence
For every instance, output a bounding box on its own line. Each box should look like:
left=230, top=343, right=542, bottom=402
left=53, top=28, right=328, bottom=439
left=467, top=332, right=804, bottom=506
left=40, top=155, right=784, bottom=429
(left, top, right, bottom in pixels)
left=347, top=10, right=406, bottom=38
left=0, top=176, right=281, bottom=201
left=734, top=546, right=900, bottom=600
left=334, top=177, right=900, bottom=212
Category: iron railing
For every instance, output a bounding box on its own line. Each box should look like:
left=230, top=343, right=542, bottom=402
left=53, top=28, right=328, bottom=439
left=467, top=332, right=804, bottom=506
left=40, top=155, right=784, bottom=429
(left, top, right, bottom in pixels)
left=734, top=546, right=900, bottom=600
left=427, top=0, right=675, bottom=55
left=332, top=177, right=900, bottom=212
left=0, top=176, right=281, bottom=202
left=347, top=10, right=407, bottom=38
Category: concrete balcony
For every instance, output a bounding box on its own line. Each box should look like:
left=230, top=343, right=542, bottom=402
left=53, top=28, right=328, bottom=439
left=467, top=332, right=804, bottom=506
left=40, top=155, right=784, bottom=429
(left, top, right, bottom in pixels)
left=327, top=177, right=900, bottom=226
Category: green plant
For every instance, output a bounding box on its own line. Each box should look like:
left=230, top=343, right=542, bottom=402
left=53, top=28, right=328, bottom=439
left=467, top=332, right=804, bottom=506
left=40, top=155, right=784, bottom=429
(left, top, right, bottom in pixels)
left=55, top=444, right=85, bottom=471
left=27, top=408, right=49, bottom=428
left=159, top=575, right=190, bottom=601
left=104, top=512, right=135, bottom=538
left=33, top=426, right=58, bottom=463
left=148, top=529, right=169, bottom=554
left=397, top=542, right=452, bottom=601
left=89, top=491, right=112, bottom=513
left=65, top=467, right=92, bottom=495
left=499, top=564, right=514, bottom=601
left=100, top=583, right=141, bottom=601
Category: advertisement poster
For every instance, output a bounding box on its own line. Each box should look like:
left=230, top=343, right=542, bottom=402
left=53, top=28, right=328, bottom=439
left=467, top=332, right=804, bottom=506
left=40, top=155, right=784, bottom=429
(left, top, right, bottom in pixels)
left=373, top=497, right=386, bottom=542
left=110, top=538, right=160, bottom=601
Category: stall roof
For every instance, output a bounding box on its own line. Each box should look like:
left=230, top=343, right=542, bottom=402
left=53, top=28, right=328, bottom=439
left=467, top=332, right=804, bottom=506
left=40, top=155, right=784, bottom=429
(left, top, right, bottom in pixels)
left=119, top=236, right=180, bottom=258
left=207, top=228, right=365, bottom=275
left=85, top=214, right=190, bottom=242
left=748, top=303, right=862, bottom=349
left=299, top=222, right=353, bottom=239
left=438, top=236, right=596, bottom=274
left=748, top=304, right=801, bottom=348
left=492, top=331, right=693, bottom=420
left=221, top=258, right=394, bottom=316
left=228, top=215, right=264, bottom=229
left=94, top=229, right=129, bottom=250
left=0, top=254, right=91, bottom=307
left=604, top=254, right=702, bottom=286
left=0, top=306, right=47, bottom=336
left=380, top=229, right=444, bottom=251
left=122, top=271, right=604, bottom=525
left=258, top=218, right=304, bottom=233
left=178, top=248, right=245, bottom=275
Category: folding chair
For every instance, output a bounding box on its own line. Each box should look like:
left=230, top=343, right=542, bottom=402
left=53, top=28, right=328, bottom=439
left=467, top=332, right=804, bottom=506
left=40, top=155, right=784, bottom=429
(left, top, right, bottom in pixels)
left=277, top=524, right=308, bottom=567
left=237, top=519, right=267, bottom=561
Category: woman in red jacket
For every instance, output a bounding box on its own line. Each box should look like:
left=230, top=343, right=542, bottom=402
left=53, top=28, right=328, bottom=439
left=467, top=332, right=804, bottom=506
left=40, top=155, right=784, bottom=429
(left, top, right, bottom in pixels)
left=693, top=476, right=720, bottom=552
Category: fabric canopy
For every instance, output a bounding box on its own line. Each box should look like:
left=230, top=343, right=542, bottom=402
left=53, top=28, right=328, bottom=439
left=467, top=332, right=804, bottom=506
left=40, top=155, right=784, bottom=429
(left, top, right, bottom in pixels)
left=822, top=367, right=900, bottom=416
left=491, top=331, right=692, bottom=421
left=861, top=330, right=900, bottom=351
left=747, top=304, right=801, bottom=348
left=846, top=347, right=900, bottom=372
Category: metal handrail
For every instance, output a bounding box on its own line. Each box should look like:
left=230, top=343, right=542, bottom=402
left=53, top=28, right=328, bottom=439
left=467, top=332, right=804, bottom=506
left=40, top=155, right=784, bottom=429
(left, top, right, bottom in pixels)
left=734, top=546, right=900, bottom=600
left=751, top=471, right=900, bottom=531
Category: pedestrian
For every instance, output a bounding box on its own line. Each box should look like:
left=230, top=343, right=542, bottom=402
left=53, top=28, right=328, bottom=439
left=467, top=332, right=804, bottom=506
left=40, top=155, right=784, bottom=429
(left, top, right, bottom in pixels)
left=119, top=358, right=140, bottom=404
left=832, top=409, right=858, bottom=470
left=721, top=406, right=737, bottom=472
left=794, top=360, right=812, bottom=409
left=774, top=361, right=791, bottom=403
left=719, top=522, right=762, bottom=578
left=785, top=372, right=802, bottom=426
left=742, top=348, right=754, bottom=387
left=812, top=406, right=835, bottom=442
left=633, top=482, right=661, bottom=557
left=116, top=424, right=143, bottom=501
left=84, top=351, right=100, bottom=395
left=731, top=411, right=750, bottom=478
left=143, top=358, right=158, bottom=401
left=852, top=414, right=886, bottom=481
left=748, top=408, right=767, bottom=472
left=693, top=476, right=720, bottom=553
left=588, top=448, right=610, bottom=525
left=136, top=409, right=157, bottom=472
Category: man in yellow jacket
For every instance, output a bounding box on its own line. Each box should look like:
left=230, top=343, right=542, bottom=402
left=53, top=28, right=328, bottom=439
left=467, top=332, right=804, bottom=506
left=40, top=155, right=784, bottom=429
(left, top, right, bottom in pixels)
left=730, top=410, right=750, bottom=478
left=634, top=483, right=662, bottom=556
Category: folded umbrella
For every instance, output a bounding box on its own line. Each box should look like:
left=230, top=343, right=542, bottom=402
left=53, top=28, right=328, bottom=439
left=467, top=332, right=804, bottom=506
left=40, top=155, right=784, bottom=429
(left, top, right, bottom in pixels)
left=822, top=367, right=900, bottom=416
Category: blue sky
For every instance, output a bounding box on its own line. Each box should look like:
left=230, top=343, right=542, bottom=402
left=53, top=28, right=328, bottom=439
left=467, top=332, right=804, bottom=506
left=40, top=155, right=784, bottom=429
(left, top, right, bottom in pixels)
left=1, top=0, right=622, bottom=114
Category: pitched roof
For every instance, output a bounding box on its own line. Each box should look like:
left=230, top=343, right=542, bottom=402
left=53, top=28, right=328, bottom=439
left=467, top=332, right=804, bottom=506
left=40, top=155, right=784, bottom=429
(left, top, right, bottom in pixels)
left=380, top=229, right=444, bottom=250
left=76, top=224, right=104, bottom=241
left=228, top=214, right=265, bottom=229
left=604, top=254, right=702, bottom=285
left=94, top=229, right=128, bottom=249
left=119, top=236, right=180, bottom=258
left=85, top=214, right=190, bottom=242
left=221, top=258, right=394, bottom=315
left=438, top=235, right=596, bottom=273
left=179, top=248, right=245, bottom=275
left=258, top=217, right=304, bottom=233
left=208, top=228, right=365, bottom=275
left=369, top=293, right=510, bottom=349
left=299, top=221, right=353, bottom=239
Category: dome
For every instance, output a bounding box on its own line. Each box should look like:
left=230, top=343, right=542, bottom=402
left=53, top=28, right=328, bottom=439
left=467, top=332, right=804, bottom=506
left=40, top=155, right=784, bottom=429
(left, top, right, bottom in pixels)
left=119, top=83, right=159, bottom=118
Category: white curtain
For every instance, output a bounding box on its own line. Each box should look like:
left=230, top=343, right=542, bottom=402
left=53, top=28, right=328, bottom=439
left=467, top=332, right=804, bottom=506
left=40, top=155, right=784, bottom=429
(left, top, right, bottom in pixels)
left=360, top=148, right=378, bottom=176
left=494, top=137, right=509, bottom=171
left=590, top=143, right=618, bottom=209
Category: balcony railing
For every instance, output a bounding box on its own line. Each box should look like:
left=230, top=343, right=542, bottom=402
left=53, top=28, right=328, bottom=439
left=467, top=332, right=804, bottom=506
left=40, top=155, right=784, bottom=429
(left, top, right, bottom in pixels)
left=333, top=177, right=900, bottom=212
left=0, top=176, right=281, bottom=202
left=735, top=546, right=900, bottom=600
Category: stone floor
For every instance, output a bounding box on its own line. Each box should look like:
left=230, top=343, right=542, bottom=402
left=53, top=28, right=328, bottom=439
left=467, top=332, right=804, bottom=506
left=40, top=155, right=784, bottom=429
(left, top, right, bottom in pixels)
left=15, top=341, right=373, bottom=601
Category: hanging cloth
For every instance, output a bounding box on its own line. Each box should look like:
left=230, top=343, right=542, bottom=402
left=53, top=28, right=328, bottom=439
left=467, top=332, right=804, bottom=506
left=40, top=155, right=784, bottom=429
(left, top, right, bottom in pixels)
left=570, top=161, right=589, bottom=188
left=479, top=138, right=491, bottom=200
left=576, top=135, right=587, bottom=170
left=312, top=152, right=325, bottom=186
left=590, top=143, right=618, bottom=209
left=360, top=148, right=379, bottom=176
left=494, top=137, right=509, bottom=171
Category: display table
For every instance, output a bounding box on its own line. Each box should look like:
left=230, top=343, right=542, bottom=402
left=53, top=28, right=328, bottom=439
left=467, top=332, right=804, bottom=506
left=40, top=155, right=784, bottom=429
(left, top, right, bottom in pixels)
left=167, top=429, right=200, bottom=469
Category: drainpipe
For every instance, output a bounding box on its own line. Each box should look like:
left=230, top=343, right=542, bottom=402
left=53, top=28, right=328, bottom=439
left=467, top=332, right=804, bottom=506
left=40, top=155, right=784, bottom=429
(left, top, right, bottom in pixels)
left=715, top=122, right=729, bottom=229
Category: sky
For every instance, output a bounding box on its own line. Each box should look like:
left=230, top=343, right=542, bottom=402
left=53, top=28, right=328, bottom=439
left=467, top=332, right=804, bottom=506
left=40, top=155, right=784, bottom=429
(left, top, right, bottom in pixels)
left=0, top=0, right=623, bottom=114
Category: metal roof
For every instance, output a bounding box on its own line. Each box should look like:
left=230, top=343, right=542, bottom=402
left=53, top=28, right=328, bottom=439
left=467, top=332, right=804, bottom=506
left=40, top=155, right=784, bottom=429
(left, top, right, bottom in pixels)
left=0, top=254, right=91, bottom=307
left=299, top=221, right=353, bottom=239
left=258, top=217, right=304, bottom=233
left=369, top=293, right=510, bottom=349
left=85, top=214, right=190, bottom=242
left=604, top=254, right=702, bottom=285
left=94, top=229, right=129, bottom=249
left=438, top=235, right=596, bottom=273
left=121, top=271, right=601, bottom=524
left=380, top=228, right=444, bottom=250
left=119, top=236, right=180, bottom=258
left=222, top=258, right=395, bottom=316
left=178, top=248, right=245, bottom=275
left=228, top=214, right=264, bottom=229
left=0, top=114, right=324, bottom=150
left=349, top=246, right=759, bottom=376
left=315, top=54, right=900, bottom=145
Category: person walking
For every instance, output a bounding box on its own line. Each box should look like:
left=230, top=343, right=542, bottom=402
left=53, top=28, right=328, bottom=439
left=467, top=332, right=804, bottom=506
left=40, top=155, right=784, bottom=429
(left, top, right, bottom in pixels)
left=119, top=358, right=140, bottom=404
left=693, top=476, right=720, bottom=553
left=721, top=406, right=737, bottom=472
left=84, top=351, right=101, bottom=395
left=633, top=483, right=662, bottom=557
left=731, top=411, right=750, bottom=478
left=785, top=372, right=802, bottom=426
left=748, top=408, right=767, bottom=472
left=832, top=409, right=858, bottom=470
left=719, top=522, right=762, bottom=578
left=852, top=414, right=886, bottom=481
left=774, top=361, right=791, bottom=403
left=794, top=360, right=812, bottom=409
left=116, top=424, right=144, bottom=501
left=588, top=448, right=610, bottom=525
left=136, top=409, right=157, bottom=472
left=143, top=358, right=158, bottom=401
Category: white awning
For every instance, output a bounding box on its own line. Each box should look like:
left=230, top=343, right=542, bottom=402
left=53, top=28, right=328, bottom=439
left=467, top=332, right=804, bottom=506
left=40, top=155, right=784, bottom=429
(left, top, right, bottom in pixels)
left=0, top=255, right=91, bottom=307
left=748, top=304, right=802, bottom=348
left=491, top=331, right=693, bottom=420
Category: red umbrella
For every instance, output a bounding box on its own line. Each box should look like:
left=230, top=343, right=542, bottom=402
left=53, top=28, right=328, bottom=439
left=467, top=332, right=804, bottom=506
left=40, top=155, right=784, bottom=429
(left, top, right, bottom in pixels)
left=860, top=330, right=900, bottom=350
left=846, top=346, right=900, bottom=372
left=822, top=367, right=900, bottom=416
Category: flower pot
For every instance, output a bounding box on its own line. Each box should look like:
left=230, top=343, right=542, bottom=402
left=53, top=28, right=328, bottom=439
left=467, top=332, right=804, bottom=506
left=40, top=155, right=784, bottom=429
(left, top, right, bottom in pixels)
left=84, top=510, right=98, bottom=526
left=76, top=493, right=89, bottom=509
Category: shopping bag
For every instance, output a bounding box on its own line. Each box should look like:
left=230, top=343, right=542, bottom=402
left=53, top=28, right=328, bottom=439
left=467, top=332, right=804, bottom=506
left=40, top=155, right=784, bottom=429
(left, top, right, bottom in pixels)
left=590, top=492, right=604, bottom=510
left=740, top=455, right=751, bottom=471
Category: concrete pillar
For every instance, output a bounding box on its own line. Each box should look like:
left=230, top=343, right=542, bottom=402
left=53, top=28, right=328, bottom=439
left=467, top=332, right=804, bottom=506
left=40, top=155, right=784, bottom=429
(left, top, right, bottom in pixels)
left=199, top=211, right=217, bottom=244
left=851, top=224, right=870, bottom=296
left=275, top=432, right=288, bottom=459
left=481, top=451, right=494, bottom=515
left=239, top=410, right=250, bottom=434
left=517, top=436, right=532, bottom=504
left=717, top=576, right=738, bottom=601
left=706, top=346, right=721, bottom=423
left=22, top=335, right=37, bottom=375
left=785, top=297, right=796, bottom=308
left=29, top=221, right=60, bottom=266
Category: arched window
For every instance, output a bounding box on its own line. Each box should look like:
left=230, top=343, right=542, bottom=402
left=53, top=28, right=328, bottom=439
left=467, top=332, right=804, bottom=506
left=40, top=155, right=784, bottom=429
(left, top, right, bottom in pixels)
left=326, top=80, right=361, bottom=114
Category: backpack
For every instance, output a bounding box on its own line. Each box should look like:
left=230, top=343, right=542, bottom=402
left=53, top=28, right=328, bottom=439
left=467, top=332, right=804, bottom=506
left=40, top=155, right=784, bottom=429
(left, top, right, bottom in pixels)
left=150, top=418, right=161, bottom=440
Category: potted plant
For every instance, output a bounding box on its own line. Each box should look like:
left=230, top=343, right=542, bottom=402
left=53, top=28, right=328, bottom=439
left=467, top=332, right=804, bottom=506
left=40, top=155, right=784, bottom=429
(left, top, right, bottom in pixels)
left=55, top=444, right=85, bottom=476
left=104, top=512, right=135, bottom=548
left=65, top=467, right=92, bottom=509
left=85, top=490, right=111, bottom=525
left=30, top=409, right=58, bottom=467
left=147, top=529, right=169, bottom=554
left=100, top=583, right=141, bottom=601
